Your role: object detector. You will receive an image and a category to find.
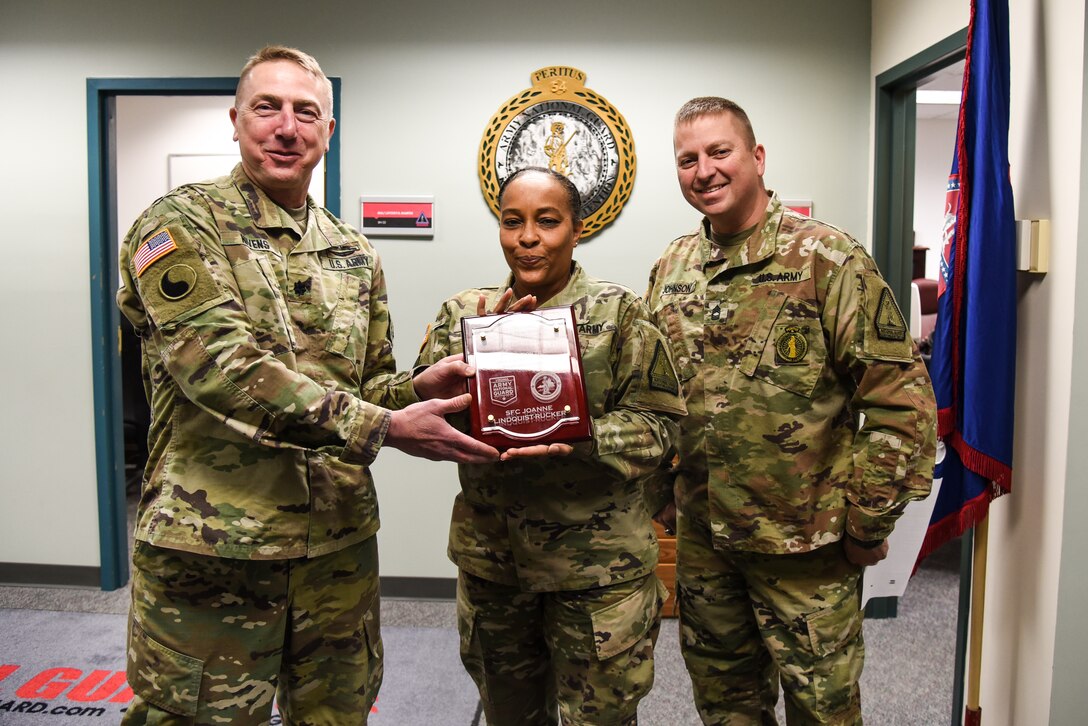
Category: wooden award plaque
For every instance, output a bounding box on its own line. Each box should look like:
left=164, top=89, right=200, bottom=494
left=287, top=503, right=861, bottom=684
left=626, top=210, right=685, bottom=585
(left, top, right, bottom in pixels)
left=461, top=305, right=592, bottom=449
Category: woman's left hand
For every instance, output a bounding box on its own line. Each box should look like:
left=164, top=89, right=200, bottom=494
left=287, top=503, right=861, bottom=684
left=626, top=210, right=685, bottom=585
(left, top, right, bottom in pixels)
left=478, top=288, right=537, bottom=316
left=499, top=443, right=574, bottom=461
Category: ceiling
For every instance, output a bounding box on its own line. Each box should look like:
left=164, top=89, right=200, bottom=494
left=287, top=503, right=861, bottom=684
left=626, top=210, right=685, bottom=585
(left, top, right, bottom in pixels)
left=916, top=59, right=964, bottom=120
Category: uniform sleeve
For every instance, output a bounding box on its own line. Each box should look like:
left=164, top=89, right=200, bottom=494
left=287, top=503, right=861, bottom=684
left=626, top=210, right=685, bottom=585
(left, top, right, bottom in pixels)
left=822, top=251, right=938, bottom=542
left=116, top=194, right=392, bottom=467
left=414, top=299, right=459, bottom=368
left=638, top=260, right=682, bottom=513
left=583, top=297, right=685, bottom=487
left=357, top=253, right=419, bottom=411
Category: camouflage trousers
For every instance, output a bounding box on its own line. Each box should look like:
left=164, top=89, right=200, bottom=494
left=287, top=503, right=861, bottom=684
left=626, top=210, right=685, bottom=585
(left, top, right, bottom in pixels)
left=676, top=509, right=864, bottom=725
left=456, top=570, right=667, bottom=726
left=122, top=536, right=382, bottom=726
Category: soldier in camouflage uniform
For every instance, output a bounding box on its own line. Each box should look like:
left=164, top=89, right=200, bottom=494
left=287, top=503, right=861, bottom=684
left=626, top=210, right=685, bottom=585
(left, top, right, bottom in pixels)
left=116, top=46, right=500, bottom=725
left=645, top=98, right=937, bottom=724
left=415, top=168, right=686, bottom=725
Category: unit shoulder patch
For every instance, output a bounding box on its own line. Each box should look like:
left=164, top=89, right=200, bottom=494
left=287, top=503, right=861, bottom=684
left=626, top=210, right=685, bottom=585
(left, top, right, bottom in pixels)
left=875, top=287, right=907, bottom=341
left=159, top=264, right=198, bottom=301
left=648, top=340, right=680, bottom=394
left=140, top=246, right=224, bottom=326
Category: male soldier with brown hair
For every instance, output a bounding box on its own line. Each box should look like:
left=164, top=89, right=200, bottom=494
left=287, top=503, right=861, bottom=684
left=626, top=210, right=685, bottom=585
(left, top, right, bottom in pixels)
left=646, top=97, right=937, bottom=723
left=117, top=46, right=500, bottom=725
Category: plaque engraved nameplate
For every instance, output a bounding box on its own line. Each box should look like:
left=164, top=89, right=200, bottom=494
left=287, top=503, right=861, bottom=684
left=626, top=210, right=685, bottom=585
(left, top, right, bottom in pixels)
left=461, top=305, right=591, bottom=448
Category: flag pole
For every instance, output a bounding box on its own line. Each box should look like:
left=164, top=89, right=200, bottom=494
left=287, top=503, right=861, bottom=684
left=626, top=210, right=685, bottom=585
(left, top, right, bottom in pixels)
left=964, top=516, right=989, bottom=726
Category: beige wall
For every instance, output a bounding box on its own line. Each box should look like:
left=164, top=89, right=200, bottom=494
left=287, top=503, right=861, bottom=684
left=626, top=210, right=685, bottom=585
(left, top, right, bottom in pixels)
left=0, top=0, right=871, bottom=577
left=872, top=0, right=1085, bottom=723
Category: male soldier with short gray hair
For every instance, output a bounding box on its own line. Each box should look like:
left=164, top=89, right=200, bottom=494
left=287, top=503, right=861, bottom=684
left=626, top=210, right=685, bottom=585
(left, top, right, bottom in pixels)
left=117, top=45, right=500, bottom=725
left=646, top=97, right=937, bottom=723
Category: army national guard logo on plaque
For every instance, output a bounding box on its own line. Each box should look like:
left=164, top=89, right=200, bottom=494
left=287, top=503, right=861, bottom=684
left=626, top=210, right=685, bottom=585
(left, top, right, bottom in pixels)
left=478, top=66, right=636, bottom=239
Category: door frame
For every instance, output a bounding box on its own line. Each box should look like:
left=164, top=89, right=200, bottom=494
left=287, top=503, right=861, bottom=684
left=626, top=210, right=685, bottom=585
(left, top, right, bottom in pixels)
left=871, top=29, right=967, bottom=307
left=870, top=29, right=969, bottom=726
left=87, top=77, right=342, bottom=590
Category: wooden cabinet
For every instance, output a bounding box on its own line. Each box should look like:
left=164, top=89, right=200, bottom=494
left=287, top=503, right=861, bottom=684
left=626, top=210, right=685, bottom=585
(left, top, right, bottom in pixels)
left=653, top=521, right=679, bottom=617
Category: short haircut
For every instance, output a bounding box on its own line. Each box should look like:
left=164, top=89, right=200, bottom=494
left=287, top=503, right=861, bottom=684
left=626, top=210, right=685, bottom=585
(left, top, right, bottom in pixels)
left=236, top=45, right=334, bottom=116
left=675, top=96, right=757, bottom=149
left=498, top=167, right=583, bottom=221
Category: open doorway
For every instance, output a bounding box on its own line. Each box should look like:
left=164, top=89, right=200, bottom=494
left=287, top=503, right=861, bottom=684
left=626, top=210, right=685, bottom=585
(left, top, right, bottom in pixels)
left=86, top=78, right=341, bottom=591
left=871, top=29, right=970, bottom=724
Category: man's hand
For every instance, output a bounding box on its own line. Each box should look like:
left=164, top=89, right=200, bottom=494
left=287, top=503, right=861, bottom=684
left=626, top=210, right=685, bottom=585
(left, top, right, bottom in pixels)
left=843, top=536, right=889, bottom=566
left=385, top=394, right=499, bottom=464
left=413, top=354, right=474, bottom=401
left=653, top=502, right=677, bottom=536
left=499, top=442, right=573, bottom=461
left=477, top=288, right=537, bottom=316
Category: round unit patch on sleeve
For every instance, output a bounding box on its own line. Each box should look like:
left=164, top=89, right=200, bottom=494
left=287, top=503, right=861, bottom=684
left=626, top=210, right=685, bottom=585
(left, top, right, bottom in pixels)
left=159, top=264, right=198, bottom=300
left=140, top=245, right=227, bottom=327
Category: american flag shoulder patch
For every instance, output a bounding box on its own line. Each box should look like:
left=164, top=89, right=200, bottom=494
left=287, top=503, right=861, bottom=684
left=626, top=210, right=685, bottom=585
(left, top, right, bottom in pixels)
left=133, top=227, right=178, bottom=277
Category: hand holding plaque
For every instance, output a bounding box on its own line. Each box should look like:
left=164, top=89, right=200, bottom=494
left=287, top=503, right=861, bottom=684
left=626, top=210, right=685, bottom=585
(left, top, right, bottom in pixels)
left=461, top=305, right=591, bottom=449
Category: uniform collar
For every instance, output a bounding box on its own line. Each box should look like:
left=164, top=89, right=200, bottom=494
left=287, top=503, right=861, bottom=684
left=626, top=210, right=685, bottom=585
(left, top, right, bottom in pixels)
left=501, top=261, right=584, bottom=307
left=231, top=164, right=339, bottom=253
left=700, top=191, right=784, bottom=276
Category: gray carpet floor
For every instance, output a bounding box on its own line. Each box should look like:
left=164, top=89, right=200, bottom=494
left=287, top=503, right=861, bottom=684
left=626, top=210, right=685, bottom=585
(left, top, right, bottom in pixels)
left=0, top=541, right=960, bottom=724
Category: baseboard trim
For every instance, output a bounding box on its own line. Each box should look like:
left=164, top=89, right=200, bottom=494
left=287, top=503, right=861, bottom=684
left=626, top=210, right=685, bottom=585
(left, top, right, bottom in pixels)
left=0, top=563, right=102, bottom=588
left=381, top=576, right=456, bottom=600
left=0, top=563, right=457, bottom=599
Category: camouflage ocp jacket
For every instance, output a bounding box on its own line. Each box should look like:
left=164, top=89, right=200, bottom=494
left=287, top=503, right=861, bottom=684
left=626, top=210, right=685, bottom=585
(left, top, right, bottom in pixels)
left=416, top=263, right=686, bottom=591
left=646, top=193, right=937, bottom=555
left=117, top=165, right=416, bottom=560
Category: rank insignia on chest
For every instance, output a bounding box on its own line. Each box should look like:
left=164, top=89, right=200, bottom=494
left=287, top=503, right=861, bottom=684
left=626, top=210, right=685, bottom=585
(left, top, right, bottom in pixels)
left=875, top=287, right=907, bottom=341
left=775, top=326, right=809, bottom=364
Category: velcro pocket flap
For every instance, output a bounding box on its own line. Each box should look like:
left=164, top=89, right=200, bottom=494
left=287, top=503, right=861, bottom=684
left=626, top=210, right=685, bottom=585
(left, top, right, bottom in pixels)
left=590, top=577, right=667, bottom=660
left=127, top=621, right=203, bottom=717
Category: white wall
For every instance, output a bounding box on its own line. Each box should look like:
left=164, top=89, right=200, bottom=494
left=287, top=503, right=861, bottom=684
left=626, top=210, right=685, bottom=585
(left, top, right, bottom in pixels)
left=872, top=1, right=1085, bottom=723
left=914, top=118, right=957, bottom=281
left=0, top=0, right=871, bottom=578
left=115, top=96, right=325, bottom=255
left=115, top=96, right=239, bottom=250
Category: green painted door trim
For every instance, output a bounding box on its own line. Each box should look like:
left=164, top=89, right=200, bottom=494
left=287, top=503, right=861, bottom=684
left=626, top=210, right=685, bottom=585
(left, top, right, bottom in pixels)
left=872, top=28, right=968, bottom=315
left=870, top=28, right=967, bottom=726
left=86, top=77, right=342, bottom=591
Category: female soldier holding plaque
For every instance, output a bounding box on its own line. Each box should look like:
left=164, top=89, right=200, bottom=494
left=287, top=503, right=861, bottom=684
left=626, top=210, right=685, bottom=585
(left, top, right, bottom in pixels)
left=415, top=167, right=686, bottom=725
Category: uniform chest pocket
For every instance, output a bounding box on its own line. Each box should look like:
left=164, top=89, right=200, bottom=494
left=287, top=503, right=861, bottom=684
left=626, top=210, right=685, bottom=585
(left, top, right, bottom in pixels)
left=578, top=326, right=617, bottom=412
left=740, top=292, right=826, bottom=398
left=230, top=255, right=296, bottom=353
left=322, top=271, right=365, bottom=358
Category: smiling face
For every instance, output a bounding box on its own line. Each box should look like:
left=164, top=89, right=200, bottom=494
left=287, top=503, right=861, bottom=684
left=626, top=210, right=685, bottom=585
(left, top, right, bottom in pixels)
left=498, top=171, right=584, bottom=304
left=674, top=111, right=767, bottom=235
left=229, top=59, right=335, bottom=209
